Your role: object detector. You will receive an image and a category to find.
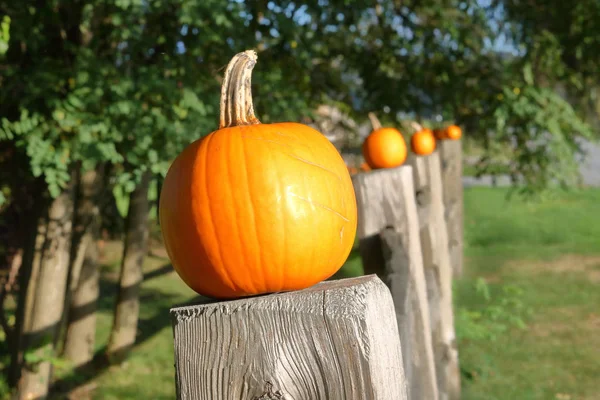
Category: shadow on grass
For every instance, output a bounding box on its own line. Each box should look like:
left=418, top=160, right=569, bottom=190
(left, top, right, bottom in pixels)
left=49, top=247, right=365, bottom=398
left=49, top=268, right=180, bottom=398
left=143, top=263, right=174, bottom=281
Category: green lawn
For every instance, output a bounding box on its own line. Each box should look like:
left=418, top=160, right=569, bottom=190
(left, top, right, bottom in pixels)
left=456, top=187, right=600, bottom=400
left=35, top=187, right=600, bottom=399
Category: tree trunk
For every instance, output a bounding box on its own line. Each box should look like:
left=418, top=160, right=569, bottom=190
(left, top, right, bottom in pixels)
left=16, top=179, right=76, bottom=400
left=62, top=166, right=104, bottom=368
left=155, top=174, right=163, bottom=225
left=106, top=171, right=151, bottom=363
left=7, top=176, right=46, bottom=389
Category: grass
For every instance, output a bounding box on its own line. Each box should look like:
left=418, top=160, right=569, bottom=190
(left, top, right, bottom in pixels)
left=455, top=187, right=600, bottom=400
left=47, top=241, right=197, bottom=400
left=3, top=187, right=599, bottom=399
left=462, top=162, right=512, bottom=178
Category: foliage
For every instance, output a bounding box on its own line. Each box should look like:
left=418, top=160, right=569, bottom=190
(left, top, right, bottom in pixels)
left=458, top=187, right=600, bottom=399
left=498, top=0, right=600, bottom=123
left=252, top=1, right=595, bottom=189
left=489, top=64, right=594, bottom=192
left=0, top=0, right=224, bottom=201
left=0, top=15, right=8, bottom=55
left=1, top=0, right=597, bottom=204
left=455, top=278, right=531, bottom=343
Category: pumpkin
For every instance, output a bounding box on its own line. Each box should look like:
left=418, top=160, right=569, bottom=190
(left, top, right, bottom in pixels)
left=359, top=162, right=371, bottom=172
left=159, top=50, right=358, bottom=299
left=362, top=112, right=407, bottom=169
left=410, top=128, right=436, bottom=155
left=347, top=166, right=358, bottom=175
left=445, top=124, right=462, bottom=140
left=433, top=128, right=446, bottom=140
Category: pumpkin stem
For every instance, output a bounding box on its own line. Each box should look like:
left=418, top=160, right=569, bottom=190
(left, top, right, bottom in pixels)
left=219, top=50, right=261, bottom=129
left=368, top=112, right=382, bottom=131
left=410, top=121, right=424, bottom=132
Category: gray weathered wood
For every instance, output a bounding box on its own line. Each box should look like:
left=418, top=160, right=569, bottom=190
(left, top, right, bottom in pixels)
left=439, top=140, right=464, bottom=278
left=352, top=167, right=439, bottom=400
left=408, top=153, right=461, bottom=400
left=171, top=275, right=407, bottom=400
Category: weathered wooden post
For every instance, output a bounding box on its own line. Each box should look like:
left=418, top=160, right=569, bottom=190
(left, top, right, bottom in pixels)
left=438, top=140, right=464, bottom=278
left=408, top=152, right=461, bottom=400
left=170, top=275, right=407, bottom=400
left=352, top=167, right=439, bottom=400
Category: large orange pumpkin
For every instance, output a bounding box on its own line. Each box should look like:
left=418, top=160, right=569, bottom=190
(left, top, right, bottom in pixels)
left=362, top=113, right=407, bottom=169
left=159, top=50, right=357, bottom=299
left=410, top=128, right=436, bottom=155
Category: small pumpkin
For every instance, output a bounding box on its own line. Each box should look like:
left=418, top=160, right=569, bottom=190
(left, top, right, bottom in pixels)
left=359, top=162, right=371, bottom=172
left=433, top=128, right=446, bottom=140
left=362, top=112, right=407, bottom=169
left=347, top=166, right=358, bottom=175
left=445, top=124, right=462, bottom=140
left=410, top=128, right=436, bottom=156
left=159, top=50, right=358, bottom=299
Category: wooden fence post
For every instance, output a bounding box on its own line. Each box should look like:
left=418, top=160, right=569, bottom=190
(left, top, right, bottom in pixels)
left=352, top=167, right=439, bottom=400
left=170, top=275, right=407, bottom=400
left=408, top=152, right=461, bottom=400
left=438, top=140, right=464, bottom=278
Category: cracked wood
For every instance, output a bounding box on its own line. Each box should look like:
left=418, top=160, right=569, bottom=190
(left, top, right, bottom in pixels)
left=170, top=275, right=407, bottom=400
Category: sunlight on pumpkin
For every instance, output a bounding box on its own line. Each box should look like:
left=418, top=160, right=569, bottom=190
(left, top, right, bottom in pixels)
left=285, top=185, right=309, bottom=220
left=159, top=51, right=357, bottom=299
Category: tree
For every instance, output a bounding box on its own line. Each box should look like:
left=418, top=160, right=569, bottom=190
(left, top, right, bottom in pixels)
left=106, top=171, right=151, bottom=363
left=1, top=0, right=597, bottom=396
left=498, top=0, right=600, bottom=128
left=62, top=165, right=105, bottom=368
left=0, top=0, right=326, bottom=395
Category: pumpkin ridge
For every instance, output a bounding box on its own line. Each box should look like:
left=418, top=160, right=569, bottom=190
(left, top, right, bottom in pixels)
left=238, top=127, right=269, bottom=293
left=225, top=128, right=263, bottom=294
left=244, top=128, right=301, bottom=291
left=268, top=132, right=288, bottom=291
left=202, top=132, right=239, bottom=294
left=296, top=146, right=315, bottom=289
left=313, top=146, right=337, bottom=284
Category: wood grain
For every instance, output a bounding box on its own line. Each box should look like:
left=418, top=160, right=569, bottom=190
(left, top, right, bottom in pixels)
left=352, top=167, right=439, bottom=400
left=408, top=152, right=461, bottom=400
left=171, top=275, right=407, bottom=400
left=439, top=140, right=464, bottom=278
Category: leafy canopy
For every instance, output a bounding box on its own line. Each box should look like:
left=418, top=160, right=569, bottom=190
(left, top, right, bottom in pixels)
left=0, top=0, right=596, bottom=202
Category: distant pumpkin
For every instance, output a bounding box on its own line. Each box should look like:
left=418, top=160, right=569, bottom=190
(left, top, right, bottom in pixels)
left=159, top=50, right=358, bottom=299
left=359, top=162, right=371, bottom=172
left=411, top=129, right=436, bottom=155
left=362, top=112, right=407, bottom=169
left=433, top=128, right=446, bottom=140
left=445, top=124, right=462, bottom=140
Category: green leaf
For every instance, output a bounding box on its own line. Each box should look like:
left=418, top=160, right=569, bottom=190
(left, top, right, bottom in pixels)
left=523, top=63, right=534, bottom=86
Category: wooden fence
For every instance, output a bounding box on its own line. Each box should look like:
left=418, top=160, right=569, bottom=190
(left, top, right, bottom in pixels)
left=170, top=141, right=463, bottom=400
